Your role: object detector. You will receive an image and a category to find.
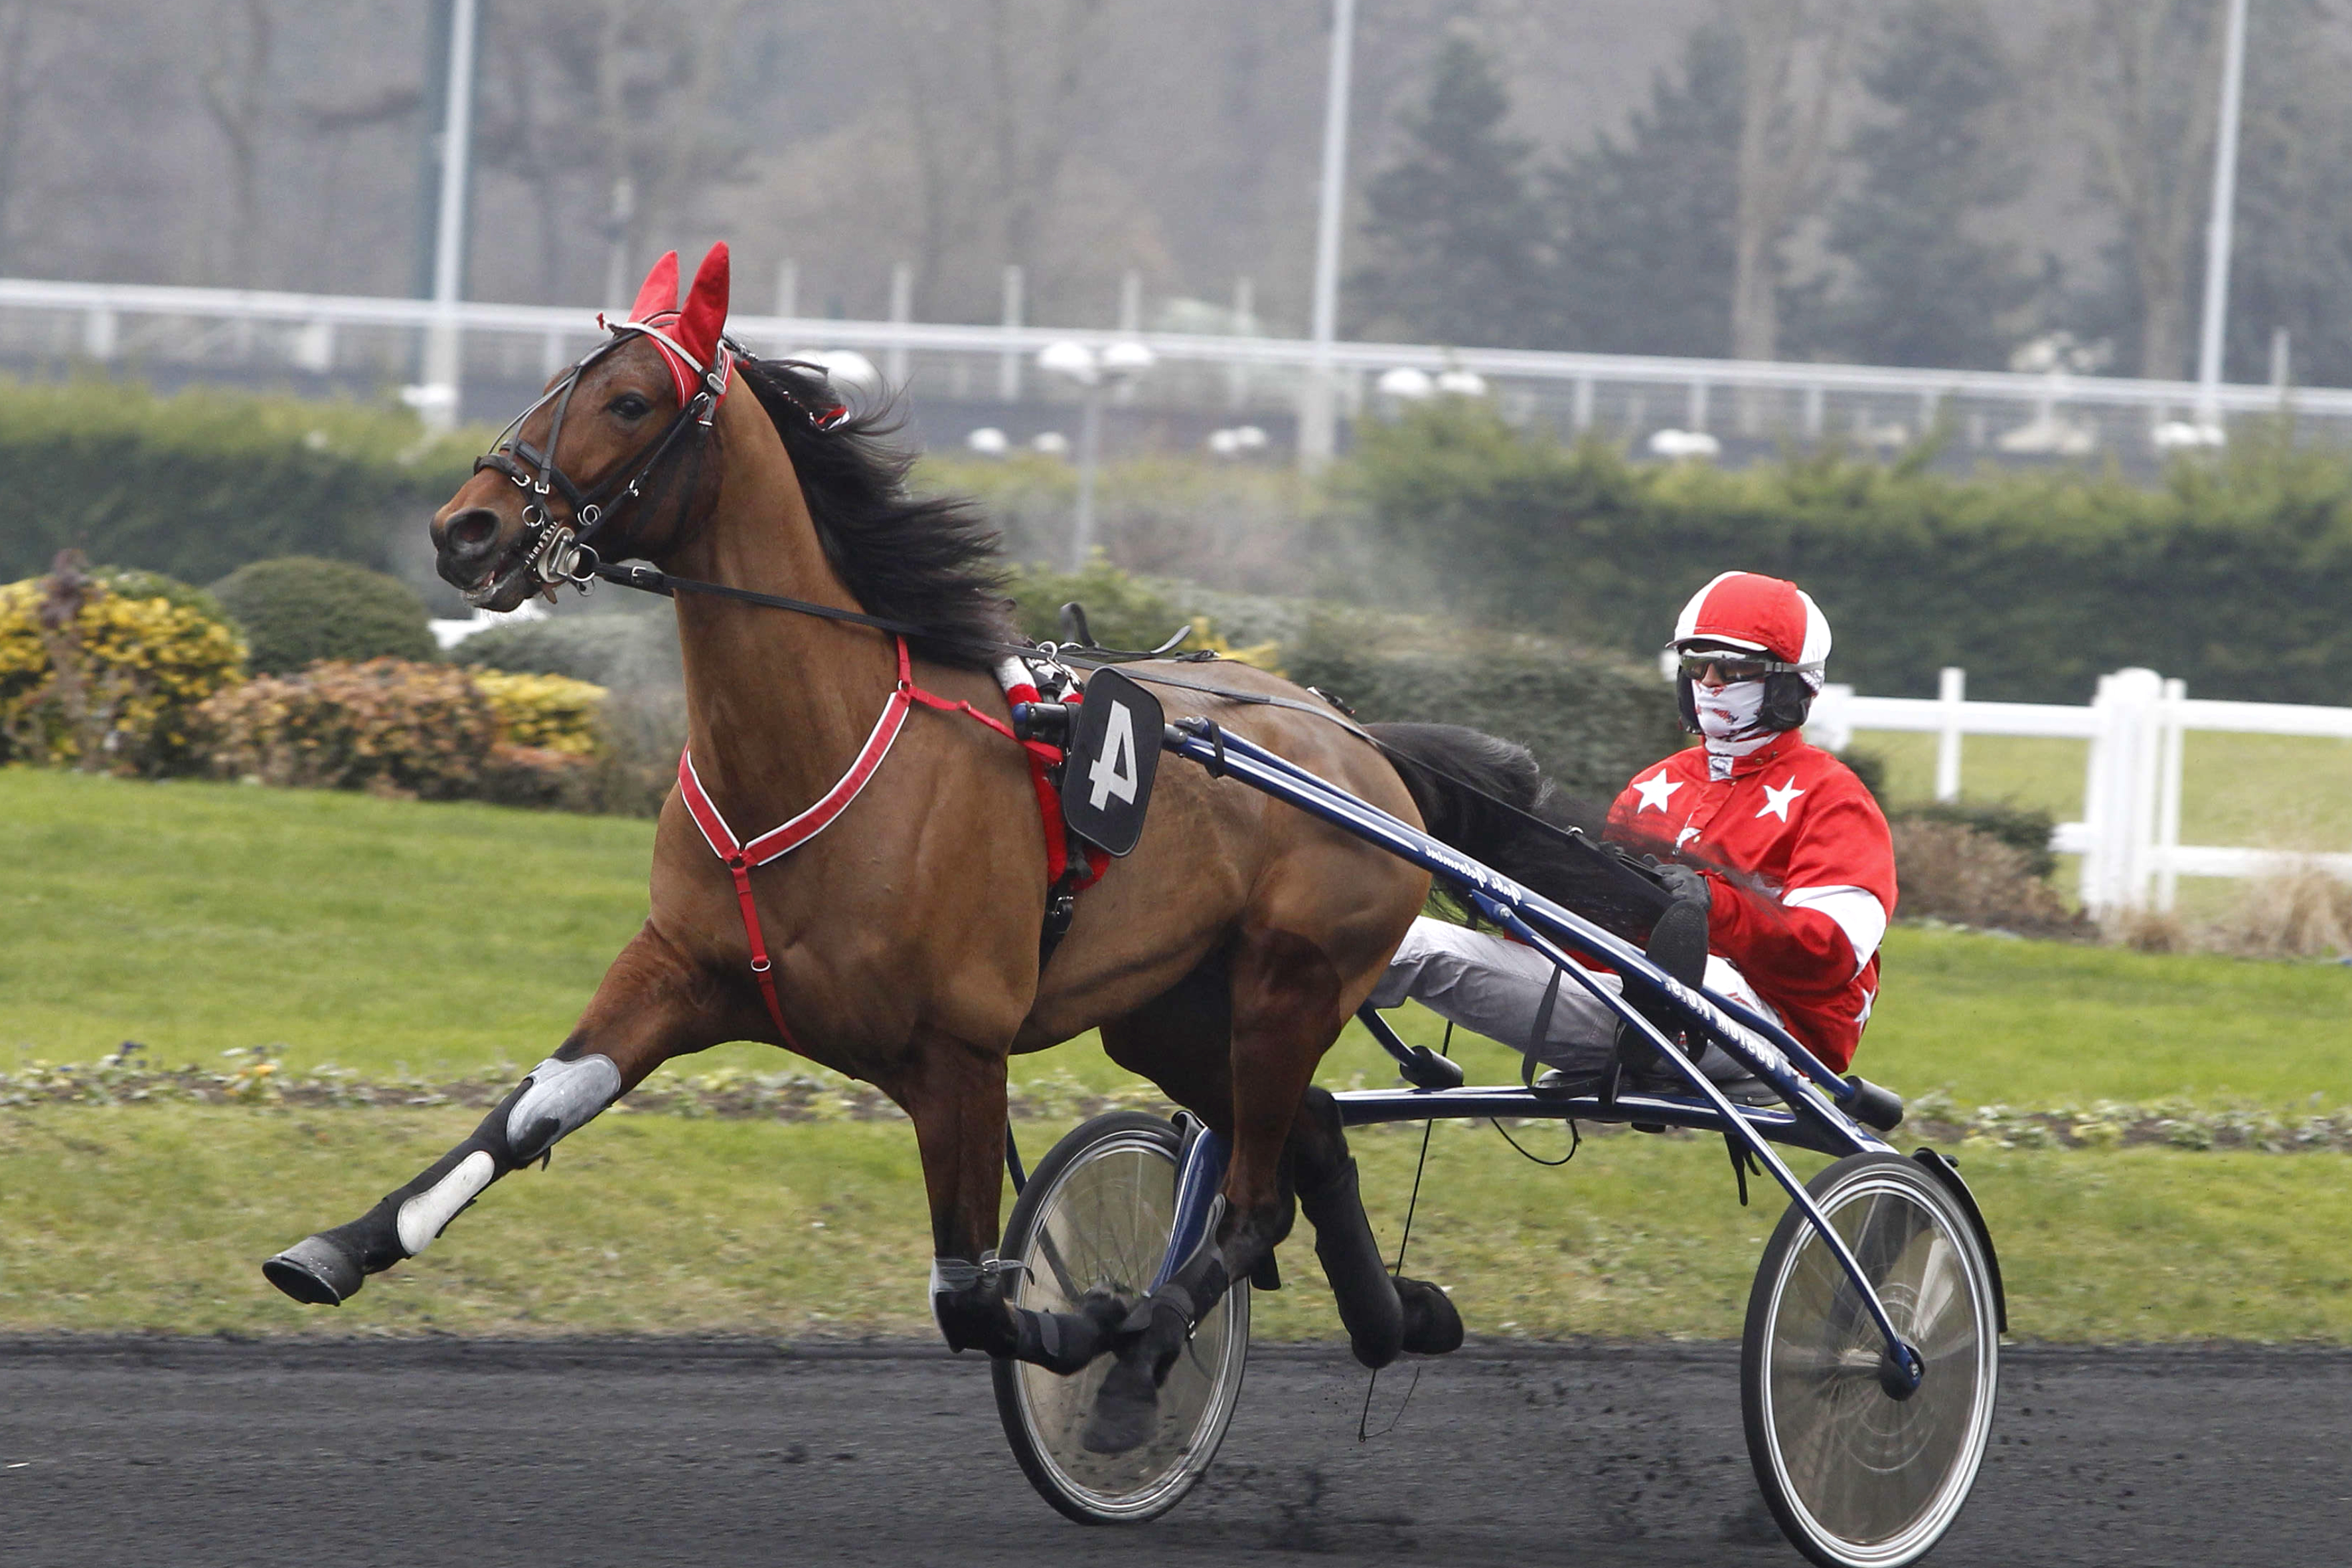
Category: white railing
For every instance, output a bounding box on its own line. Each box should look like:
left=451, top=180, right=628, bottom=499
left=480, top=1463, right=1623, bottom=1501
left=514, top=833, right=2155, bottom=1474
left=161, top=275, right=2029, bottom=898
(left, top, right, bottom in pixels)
left=1, top=274, right=2341, bottom=451
left=1808, top=669, right=2352, bottom=913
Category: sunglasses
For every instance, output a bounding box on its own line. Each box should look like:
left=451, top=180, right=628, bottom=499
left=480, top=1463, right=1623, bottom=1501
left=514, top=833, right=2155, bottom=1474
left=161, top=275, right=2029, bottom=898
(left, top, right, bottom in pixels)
left=1677, top=651, right=1795, bottom=684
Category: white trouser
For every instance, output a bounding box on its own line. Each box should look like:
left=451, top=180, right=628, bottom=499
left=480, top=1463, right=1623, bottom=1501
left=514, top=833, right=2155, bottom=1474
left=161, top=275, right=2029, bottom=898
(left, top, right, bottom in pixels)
left=1368, top=916, right=1777, bottom=1083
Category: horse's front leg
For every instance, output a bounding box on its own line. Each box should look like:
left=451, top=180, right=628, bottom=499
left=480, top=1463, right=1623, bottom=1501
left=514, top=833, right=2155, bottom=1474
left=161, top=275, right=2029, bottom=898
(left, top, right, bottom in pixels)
left=896, top=1032, right=1126, bottom=1376
left=262, top=924, right=728, bottom=1305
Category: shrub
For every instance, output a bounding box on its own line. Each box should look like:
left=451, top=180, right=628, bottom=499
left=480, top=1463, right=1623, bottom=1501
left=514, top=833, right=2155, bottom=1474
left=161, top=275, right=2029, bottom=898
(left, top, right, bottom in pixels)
left=1344, top=400, right=2352, bottom=704
left=0, top=556, right=246, bottom=773
left=1891, top=818, right=2083, bottom=936
left=192, top=658, right=498, bottom=799
left=211, top=556, right=437, bottom=674
left=2201, top=864, right=2352, bottom=958
left=0, top=378, right=476, bottom=584
left=1005, top=557, right=1195, bottom=653
left=471, top=670, right=607, bottom=755
left=1890, top=799, right=2057, bottom=881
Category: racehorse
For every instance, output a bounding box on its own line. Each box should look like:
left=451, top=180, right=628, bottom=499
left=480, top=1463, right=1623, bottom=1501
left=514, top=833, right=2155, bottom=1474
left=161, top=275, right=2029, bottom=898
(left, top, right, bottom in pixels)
left=262, top=244, right=1643, bottom=1447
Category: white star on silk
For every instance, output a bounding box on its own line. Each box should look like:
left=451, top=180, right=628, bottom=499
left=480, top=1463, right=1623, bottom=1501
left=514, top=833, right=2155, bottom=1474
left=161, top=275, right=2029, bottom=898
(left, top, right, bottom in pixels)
left=1757, top=776, right=1806, bottom=822
left=1632, top=769, right=1684, bottom=813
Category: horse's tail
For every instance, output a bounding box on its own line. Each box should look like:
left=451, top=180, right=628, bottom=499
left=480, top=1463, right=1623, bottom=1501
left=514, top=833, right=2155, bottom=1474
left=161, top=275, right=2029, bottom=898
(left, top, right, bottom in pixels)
left=1367, top=722, right=1670, bottom=941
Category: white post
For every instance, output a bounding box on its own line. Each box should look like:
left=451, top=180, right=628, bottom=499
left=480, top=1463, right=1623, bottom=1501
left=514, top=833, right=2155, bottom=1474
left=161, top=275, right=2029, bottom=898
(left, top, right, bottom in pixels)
left=998, top=265, right=1024, bottom=402
left=1687, top=380, right=1709, bottom=432
left=2078, top=674, right=2115, bottom=913
left=886, top=261, right=913, bottom=390
left=1572, top=377, right=1595, bottom=432
left=420, top=0, right=478, bottom=434
left=82, top=307, right=118, bottom=361
left=2270, top=326, right=2291, bottom=393
left=1297, top=0, right=1357, bottom=472
left=1934, top=666, right=1966, bottom=803
left=773, top=258, right=798, bottom=320
left=1227, top=274, right=1255, bottom=410
left=2087, top=667, right=2165, bottom=915
left=2156, top=676, right=2187, bottom=912
left=1119, top=269, right=1142, bottom=333
left=2195, top=0, right=2250, bottom=430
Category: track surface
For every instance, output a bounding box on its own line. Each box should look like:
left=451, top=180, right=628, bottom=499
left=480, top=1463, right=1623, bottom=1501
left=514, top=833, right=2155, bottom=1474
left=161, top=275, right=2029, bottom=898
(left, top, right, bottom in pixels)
left=1, top=1337, right=2343, bottom=1567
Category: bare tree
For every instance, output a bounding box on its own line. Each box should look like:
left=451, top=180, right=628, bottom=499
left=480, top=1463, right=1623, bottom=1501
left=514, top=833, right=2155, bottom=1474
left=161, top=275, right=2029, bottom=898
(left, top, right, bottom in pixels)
left=1728, top=0, right=1851, bottom=363
left=196, top=0, right=274, bottom=285
left=2059, top=0, right=2230, bottom=380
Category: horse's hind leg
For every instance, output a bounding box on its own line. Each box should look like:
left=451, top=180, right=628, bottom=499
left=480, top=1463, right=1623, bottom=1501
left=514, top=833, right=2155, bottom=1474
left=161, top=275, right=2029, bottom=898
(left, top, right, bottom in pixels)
left=262, top=925, right=723, bottom=1305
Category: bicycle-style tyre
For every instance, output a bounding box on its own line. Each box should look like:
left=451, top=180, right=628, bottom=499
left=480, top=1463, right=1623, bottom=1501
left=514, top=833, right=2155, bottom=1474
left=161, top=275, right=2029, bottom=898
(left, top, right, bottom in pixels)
left=1743, top=1151, right=1999, bottom=1568
left=992, top=1111, right=1249, bottom=1525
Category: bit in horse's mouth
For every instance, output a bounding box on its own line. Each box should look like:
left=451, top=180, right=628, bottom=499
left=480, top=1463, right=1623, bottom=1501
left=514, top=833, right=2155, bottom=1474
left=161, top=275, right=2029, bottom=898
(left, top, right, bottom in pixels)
left=462, top=556, right=522, bottom=609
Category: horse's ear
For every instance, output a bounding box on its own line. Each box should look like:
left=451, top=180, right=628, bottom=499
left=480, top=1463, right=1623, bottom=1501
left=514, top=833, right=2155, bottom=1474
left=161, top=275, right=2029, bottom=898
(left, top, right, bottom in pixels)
left=629, top=250, right=681, bottom=325
left=678, top=242, right=730, bottom=366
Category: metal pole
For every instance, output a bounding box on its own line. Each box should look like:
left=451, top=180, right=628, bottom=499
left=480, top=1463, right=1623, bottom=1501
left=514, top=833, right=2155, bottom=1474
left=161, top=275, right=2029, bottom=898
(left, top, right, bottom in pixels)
left=886, top=260, right=914, bottom=389
left=998, top=264, right=1024, bottom=402
left=1298, top=0, right=1357, bottom=471
left=1071, top=382, right=1105, bottom=570
left=420, top=0, right=478, bottom=433
left=2195, top=0, right=2250, bottom=429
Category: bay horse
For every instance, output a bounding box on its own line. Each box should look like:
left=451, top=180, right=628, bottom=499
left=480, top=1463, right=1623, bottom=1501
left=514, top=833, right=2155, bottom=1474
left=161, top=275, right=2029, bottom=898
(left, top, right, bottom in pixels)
left=262, top=245, right=1617, bottom=1447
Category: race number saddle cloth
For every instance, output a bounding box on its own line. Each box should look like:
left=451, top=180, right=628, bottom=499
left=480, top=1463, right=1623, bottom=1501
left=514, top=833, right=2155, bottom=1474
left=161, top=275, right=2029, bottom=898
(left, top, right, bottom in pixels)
left=674, top=640, right=1111, bottom=1053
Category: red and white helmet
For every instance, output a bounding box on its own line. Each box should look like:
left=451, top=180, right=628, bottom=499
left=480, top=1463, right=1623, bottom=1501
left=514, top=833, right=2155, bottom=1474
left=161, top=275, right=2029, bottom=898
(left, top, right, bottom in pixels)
left=1672, top=570, right=1831, bottom=687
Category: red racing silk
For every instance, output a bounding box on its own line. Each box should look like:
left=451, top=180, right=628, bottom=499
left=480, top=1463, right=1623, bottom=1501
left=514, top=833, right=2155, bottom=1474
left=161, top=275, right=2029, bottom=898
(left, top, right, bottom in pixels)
left=1604, top=730, right=1897, bottom=1072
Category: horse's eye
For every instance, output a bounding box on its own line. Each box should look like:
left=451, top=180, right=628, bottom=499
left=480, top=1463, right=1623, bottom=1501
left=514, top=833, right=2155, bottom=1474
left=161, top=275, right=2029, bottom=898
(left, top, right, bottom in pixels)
left=610, top=393, right=651, bottom=420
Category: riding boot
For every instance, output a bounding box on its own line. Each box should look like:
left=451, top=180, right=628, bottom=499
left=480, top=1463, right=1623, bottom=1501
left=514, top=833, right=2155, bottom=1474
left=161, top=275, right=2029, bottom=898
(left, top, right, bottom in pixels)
left=1616, top=893, right=1711, bottom=1091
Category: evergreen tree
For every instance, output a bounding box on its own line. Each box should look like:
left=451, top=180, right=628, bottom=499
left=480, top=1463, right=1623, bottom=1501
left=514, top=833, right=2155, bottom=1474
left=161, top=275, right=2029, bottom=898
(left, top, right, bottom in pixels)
left=1547, top=21, right=1743, bottom=358
left=1818, top=0, right=2033, bottom=368
left=1351, top=35, right=1555, bottom=349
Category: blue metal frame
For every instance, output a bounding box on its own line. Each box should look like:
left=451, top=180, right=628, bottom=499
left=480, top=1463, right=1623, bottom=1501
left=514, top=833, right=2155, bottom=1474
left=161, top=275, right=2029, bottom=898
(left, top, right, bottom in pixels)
left=1126, top=714, right=1923, bottom=1390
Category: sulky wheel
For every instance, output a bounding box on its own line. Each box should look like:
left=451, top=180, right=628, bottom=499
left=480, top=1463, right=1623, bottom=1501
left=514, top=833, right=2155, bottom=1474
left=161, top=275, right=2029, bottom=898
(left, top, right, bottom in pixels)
left=992, top=1111, right=1250, bottom=1525
left=1742, top=1151, right=1999, bottom=1568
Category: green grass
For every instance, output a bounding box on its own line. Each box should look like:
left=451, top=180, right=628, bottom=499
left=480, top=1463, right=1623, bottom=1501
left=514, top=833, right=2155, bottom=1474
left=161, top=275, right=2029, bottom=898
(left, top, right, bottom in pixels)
left=7, top=767, right=2347, bottom=1110
left=3, top=1106, right=2347, bottom=1343
left=6, top=768, right=2352, bottom=1341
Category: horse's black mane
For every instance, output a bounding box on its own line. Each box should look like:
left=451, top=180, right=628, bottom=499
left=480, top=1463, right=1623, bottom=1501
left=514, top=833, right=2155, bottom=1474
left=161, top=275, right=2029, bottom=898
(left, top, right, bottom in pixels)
left=734, top=353, right=1016, bottom=669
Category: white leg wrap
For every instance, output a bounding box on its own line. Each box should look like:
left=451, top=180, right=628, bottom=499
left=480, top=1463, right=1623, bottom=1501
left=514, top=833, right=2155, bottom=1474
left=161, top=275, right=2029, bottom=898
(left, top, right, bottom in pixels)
left=396, top=1150, right=497, bottom=1257
left=507, top=1053, right=623, bottom=1154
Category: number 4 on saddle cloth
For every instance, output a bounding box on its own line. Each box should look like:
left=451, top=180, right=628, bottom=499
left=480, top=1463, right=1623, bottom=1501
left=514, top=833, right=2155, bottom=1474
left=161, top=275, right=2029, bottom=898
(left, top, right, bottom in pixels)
left=1058, top=667, right=1162, bottom=858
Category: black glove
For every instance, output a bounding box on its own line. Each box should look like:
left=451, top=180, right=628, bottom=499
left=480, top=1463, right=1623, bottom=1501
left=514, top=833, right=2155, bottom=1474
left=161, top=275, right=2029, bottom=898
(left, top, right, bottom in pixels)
left=1648, top=859, right=1711, bottom=913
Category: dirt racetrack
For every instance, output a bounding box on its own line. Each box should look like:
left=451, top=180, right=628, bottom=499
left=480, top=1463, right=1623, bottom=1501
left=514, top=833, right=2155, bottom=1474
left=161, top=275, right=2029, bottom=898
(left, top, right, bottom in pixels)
left=0, top=1336, right=2343, bottom=1567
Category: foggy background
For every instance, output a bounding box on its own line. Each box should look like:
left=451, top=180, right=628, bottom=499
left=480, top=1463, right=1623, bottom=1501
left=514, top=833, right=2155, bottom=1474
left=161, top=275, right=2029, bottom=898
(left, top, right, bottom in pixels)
left=5, top=0, right=2348, bottom=386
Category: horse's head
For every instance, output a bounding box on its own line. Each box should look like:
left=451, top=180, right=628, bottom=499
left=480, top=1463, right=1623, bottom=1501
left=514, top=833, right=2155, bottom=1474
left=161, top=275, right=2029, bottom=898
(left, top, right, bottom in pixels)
left=432, top=245, right=735, bottom=611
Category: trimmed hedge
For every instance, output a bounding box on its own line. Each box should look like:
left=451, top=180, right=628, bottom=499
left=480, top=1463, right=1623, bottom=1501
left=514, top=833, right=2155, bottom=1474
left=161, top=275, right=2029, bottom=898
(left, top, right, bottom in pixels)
left=1346, top=402, right=2352, bottom=704
left=211, top=556, right=435, bottom=674
left=0, top=378, right=475, bottom=585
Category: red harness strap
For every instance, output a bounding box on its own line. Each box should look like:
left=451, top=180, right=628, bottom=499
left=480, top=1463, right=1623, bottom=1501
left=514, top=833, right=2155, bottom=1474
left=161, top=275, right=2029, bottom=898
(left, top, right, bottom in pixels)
left=676, top=637, right=1103, bottom=1048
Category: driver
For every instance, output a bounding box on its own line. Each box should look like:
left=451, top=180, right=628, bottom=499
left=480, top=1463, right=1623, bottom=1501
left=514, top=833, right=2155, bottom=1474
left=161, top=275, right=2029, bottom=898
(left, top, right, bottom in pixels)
left=1369, top=570, right=1896, bottom=1089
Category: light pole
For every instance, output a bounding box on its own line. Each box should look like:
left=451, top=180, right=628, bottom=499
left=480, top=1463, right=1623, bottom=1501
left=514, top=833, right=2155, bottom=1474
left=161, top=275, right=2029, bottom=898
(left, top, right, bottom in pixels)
left=1298, top=0, right=1358, bottom=472
left=1040, top=339, right=1155, bottom=569
left=418, top=0, right=478, bottom=435
left=2195, top=0, right=2250, bottom=433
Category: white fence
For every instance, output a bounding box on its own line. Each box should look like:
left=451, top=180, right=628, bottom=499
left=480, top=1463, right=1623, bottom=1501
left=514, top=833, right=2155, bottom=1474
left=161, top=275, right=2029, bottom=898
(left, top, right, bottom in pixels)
left=1808, top=668, right=2352, bottom=913
left=3, top=274, right=2348, bottom=454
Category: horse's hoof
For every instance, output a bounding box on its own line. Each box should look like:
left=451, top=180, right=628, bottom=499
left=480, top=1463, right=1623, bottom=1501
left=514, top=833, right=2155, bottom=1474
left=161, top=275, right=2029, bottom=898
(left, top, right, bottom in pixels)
left=1396, top=1277, right=1463, bottom=1356
left=1079, top=1360, right=1160, bottom=1454
left=262, top=1235, right=364, bottom=1306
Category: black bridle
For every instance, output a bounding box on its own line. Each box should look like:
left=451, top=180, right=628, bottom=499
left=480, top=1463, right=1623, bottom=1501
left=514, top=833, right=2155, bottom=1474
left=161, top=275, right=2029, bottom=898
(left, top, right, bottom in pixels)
left=470, top=325, right=728, bottom=595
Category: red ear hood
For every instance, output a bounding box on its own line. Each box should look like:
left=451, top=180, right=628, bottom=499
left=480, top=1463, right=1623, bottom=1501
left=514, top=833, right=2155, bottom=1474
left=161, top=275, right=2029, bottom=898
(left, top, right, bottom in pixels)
left=627, top=250, right=681, bottom=327
left=677, top=243, right=730, bottom=368
left=619, top=244, right=732, bottom=408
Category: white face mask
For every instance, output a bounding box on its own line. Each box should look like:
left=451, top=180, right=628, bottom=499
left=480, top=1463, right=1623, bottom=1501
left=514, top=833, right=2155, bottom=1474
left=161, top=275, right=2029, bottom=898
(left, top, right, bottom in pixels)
left=1691, top=681, right=1776, bottom=775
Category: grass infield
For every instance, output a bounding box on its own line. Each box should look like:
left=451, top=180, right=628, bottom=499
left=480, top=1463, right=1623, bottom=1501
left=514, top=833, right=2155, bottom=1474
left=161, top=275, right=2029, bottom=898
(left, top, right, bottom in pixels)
left=3, top=767, right=2349, bottom=1342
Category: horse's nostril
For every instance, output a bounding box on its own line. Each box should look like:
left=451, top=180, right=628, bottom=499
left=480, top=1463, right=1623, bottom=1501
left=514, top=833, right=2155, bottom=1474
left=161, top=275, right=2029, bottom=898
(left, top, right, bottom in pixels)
left=443, top=509, right=501, bottom=558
